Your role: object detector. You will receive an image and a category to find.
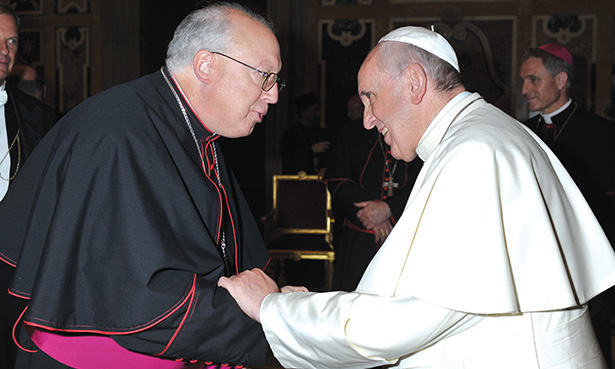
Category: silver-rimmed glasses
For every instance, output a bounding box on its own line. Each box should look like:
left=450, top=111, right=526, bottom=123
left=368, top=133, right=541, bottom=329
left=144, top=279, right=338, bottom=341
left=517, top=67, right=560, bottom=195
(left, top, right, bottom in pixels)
left=213, top=51, right=286, bottom=92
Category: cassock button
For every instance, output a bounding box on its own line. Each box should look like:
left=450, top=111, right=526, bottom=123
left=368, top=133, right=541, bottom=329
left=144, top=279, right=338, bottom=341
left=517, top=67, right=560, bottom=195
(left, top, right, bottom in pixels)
left=189, top=359, right=198, bottom=363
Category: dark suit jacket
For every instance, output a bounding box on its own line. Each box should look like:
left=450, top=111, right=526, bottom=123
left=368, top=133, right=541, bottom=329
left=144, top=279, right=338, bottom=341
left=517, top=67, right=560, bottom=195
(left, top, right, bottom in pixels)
left=4, top=82, right=59, bottom=177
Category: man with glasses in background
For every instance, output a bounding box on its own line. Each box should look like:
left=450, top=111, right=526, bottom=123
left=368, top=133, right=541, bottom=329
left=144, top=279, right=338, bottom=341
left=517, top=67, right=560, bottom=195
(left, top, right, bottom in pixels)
left=0, top=2, right=284, bottom=368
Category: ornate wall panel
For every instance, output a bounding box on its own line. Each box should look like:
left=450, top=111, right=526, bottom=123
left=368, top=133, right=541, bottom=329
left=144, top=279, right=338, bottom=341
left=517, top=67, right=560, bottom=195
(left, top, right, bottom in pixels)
left=532, top=15, right=596, bottom=112
left=319, top=19, right=374, bottom=139
left=11, top=0, right=97, bottom=113
left=57, top=0, right=89, bottom=13
left=12, top=0, right=43, bottom=13
left=56, top=26, right=90, bottom=113
left=17, top=29, right=42, bottom=65
left=392, top=17, right=514, bottom=112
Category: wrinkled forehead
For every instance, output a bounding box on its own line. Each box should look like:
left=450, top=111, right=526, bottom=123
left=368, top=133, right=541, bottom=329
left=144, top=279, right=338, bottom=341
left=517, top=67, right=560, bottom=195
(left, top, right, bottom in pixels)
left=358, top=48, right=385, bottom=84
left=0, top=13, right=18, bottom=33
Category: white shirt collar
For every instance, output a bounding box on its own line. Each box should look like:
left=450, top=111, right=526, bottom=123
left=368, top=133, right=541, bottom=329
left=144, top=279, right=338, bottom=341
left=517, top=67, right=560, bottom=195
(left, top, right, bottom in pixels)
left=416, top=91, right=473, bottom=161
left=541, top=98, right=572, bottom=123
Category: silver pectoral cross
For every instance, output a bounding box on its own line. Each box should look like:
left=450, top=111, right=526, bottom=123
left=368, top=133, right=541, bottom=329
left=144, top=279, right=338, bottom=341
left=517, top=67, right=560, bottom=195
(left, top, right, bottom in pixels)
left=384, top=179, right=399, bottom=197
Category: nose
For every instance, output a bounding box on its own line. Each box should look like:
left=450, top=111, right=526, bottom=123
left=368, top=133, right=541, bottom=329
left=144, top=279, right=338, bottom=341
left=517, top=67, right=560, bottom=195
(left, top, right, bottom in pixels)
left=0, top=41, right=9, bottom=56
left=521, top=80, right=530, bottom=97
left=363, top=105, right=377, bottom=130
left=263, top=86, right=278, bottom=104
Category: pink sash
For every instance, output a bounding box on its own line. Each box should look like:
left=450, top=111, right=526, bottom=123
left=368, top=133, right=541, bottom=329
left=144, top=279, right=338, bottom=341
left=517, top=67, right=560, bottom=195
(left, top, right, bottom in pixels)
left=28, top=326, right=209, bottom=369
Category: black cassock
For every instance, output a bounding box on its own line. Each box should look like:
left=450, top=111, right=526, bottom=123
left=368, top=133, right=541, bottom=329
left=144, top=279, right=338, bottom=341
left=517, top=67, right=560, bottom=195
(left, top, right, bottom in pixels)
left=0, top=68, right=270, bottom=367
left=324, top=120, right=422, bottom=291
left=523, top=101, right=615, bottom=242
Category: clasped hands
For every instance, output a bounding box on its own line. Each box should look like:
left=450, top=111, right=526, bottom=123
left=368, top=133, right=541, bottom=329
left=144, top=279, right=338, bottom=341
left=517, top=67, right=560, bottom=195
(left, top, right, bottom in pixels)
left=355, top=200, right=393, bottom=245
left=218, top=269, right=307, bottom=323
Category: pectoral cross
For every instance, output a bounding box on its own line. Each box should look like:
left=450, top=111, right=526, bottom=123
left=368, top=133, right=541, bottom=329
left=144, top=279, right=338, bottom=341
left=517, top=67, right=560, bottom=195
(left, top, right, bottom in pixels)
left=383, top=178, right=399, bottom=197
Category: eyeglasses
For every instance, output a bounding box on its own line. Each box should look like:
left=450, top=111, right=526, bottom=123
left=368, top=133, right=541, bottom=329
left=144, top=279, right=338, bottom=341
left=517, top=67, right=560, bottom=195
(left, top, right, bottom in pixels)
left=213, top=51, right=286, bottom=92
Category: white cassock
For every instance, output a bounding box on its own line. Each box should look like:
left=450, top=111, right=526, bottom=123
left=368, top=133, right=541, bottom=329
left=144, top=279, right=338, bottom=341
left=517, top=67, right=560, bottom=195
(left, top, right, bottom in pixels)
left=260, top=92, right=615, bottom=369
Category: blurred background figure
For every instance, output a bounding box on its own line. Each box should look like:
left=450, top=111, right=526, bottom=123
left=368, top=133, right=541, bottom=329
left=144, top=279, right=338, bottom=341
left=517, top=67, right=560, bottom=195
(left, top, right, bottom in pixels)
left=324, top=94, right=422, bottom=291
left=7, top=64, right=45, bottom=101
left=281, top=92, right=331, bottom=176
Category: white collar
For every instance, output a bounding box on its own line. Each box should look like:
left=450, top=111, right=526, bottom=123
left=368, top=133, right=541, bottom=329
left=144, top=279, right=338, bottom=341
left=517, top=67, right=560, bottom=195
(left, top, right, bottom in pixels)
left=416, top=91, right=473, bottom=161
left=541, top=98, right=572, bottom=123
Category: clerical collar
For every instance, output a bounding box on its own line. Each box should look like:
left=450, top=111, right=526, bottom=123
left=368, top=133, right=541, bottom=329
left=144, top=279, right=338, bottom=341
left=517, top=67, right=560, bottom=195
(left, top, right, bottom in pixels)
left=416, top=91, right=473, bottom=161
left=540, top=98, right=571, bottom=124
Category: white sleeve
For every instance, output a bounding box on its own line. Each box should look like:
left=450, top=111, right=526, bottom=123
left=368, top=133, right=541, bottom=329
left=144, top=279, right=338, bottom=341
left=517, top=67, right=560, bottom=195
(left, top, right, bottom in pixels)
left=260, top=291, right=482, bottom=369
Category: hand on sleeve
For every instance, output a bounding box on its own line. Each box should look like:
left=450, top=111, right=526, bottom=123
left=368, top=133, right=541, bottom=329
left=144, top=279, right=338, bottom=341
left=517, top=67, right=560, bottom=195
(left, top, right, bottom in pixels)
left=218, top=268, right=280, bottom=323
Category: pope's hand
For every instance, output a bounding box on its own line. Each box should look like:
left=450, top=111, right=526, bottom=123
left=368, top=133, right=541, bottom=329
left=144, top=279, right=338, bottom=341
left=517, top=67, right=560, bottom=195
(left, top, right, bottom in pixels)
left=218, top=268, right=280, bottom=323
left=281, top=285, right=309, bottom=293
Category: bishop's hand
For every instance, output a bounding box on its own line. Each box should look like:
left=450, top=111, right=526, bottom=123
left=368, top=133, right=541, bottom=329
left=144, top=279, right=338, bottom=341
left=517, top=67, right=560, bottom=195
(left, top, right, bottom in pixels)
left=355, top=200, right=392, bottom=230
left=218, top=269, right=308, bottom=323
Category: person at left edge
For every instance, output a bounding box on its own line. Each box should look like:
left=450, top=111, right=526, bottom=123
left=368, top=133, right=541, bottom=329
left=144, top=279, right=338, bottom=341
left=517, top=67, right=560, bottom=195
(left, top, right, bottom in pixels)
left=0, top=4, right=59, bottom=369
left=0, top=2, right=283, bottom=368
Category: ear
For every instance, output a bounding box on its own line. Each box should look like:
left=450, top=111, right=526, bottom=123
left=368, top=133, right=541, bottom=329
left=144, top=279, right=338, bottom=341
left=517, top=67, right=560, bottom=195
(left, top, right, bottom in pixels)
left=193, top=49, right=214, bottom=83
left=407, top=63, right=427, bottom=105
left=555, top=71, right=568, bottom=90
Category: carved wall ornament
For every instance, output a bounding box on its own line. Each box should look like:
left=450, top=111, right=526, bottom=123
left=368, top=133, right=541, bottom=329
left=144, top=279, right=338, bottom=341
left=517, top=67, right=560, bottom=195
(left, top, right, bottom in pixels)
left=541, top=15, right=586, bottom=44
left=324, top=19, right=368, bottom=47
left=57, top=26, right=90, bottom=112
left=57, top=0, right=90, bottom=14
left=9, top=0, right=42, bottom=14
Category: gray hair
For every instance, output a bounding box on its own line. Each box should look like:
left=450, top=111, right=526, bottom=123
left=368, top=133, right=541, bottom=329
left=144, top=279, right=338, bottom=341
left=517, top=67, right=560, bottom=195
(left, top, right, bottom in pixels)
left=165, top=2, right=274, bottom=74
left=377, top=41, right=464, bottom=92
left=521, top=47, right=574, bottom=90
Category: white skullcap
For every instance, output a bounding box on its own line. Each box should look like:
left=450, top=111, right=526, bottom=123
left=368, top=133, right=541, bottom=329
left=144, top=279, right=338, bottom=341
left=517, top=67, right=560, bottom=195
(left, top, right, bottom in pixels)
left=379, top=26, right=460, bottom=73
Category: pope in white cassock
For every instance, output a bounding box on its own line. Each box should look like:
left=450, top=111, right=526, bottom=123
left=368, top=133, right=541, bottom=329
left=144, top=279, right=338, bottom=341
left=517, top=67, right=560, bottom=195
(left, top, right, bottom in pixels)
left=219, top=26, right=615, bottom=369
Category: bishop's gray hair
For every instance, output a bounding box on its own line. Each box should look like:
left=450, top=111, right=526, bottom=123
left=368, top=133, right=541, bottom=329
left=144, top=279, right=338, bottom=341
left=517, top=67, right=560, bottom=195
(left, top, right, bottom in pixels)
left=376, top=41, right=464, bottom=92
left=165, top=2, right=274, bottom=75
